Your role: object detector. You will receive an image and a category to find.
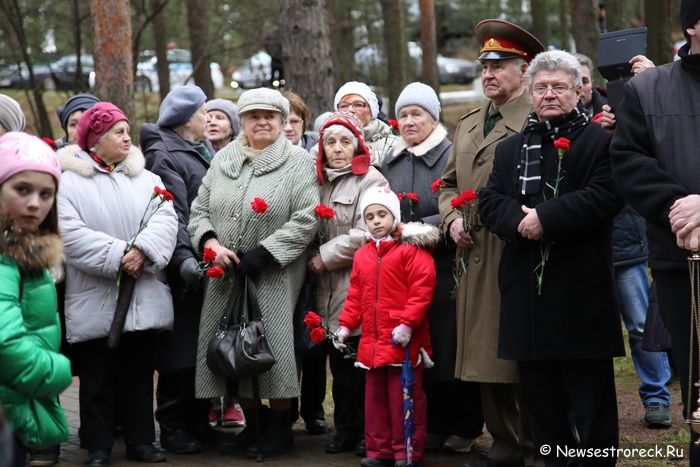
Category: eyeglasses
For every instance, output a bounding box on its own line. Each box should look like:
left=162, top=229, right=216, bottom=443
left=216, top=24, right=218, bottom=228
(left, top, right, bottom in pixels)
left=532, top=85, right=574, bottom=96
left=338, top=101, right=368, bottom=111
left=287, top=118, right=303, bottom=127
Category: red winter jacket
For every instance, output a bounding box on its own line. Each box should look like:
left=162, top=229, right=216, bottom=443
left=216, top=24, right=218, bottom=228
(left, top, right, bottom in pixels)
left=339, top=223, right=438, bottom=368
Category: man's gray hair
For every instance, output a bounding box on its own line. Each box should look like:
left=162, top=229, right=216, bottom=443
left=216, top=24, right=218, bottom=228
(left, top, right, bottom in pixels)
left=526, top=50, right=582, bottom=88
left=574, top=53, right=594, bottom=71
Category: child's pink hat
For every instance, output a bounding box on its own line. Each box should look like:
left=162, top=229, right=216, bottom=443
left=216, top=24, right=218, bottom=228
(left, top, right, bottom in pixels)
left=0, top=132, right=61, bottom=186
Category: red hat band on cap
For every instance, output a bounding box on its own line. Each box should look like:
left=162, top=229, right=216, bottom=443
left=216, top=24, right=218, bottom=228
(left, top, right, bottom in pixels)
left=480, top=37, right=528, bottom=59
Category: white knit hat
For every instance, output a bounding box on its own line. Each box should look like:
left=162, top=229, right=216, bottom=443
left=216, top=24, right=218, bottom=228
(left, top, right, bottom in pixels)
left=360, top=186, right=401, bottom=229
left=394, top=82, right=441, bottom=121
left=334, top=81, right=379, bottom=119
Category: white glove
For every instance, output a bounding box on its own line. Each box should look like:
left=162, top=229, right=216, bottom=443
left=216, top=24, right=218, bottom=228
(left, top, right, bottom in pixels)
left=333, top=326, right=351, bottom=351
left=392, top=324, right=412, bottom=347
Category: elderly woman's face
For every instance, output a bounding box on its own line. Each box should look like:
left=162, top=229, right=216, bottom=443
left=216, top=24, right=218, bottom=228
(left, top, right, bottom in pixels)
left=338, top=94, right=372, bottom=127
left=324, top=131, right=355, bottom=169
left=531, top=69, right=581, bottom=121
left=284, top=110, right=304, bottom=145
left=207, top=110, right=232, bottom=144
left=94, top=120, right=131, bottom=163
left=397, top=105, right=437, bottom=147
left=242, top=109, right=281, bottom=150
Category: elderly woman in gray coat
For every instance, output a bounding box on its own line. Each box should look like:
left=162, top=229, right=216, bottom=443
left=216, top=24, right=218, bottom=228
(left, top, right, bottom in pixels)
left=57, top=102, right=178, bottom=465
left=188, top=88, right=319, bottom=458
left=382, top=82, right=484, bottom=453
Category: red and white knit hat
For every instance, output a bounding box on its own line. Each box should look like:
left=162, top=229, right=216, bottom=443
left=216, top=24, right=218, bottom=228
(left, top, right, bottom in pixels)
left=316, top=111, right=371, bottom=185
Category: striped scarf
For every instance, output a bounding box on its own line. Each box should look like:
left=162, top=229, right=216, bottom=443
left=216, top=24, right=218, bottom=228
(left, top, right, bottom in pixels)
left=518, top=102, right=590, bottom=195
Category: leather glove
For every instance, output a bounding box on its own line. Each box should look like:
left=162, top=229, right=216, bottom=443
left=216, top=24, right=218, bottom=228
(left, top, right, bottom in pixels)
left=392, top=324, right=412, bottom=347
left=237, top=245, right=275, bottom=277
left=333, top=326, right=351, bottom=351
left=179, top=257, right=202, bottom=285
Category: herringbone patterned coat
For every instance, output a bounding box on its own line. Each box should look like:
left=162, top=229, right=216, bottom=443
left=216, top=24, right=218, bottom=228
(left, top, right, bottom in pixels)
left=188, top=134, right=319, bottom=399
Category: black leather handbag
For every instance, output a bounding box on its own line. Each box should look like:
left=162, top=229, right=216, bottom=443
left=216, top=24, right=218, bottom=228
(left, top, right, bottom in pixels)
left=206, top=276, right=276, bottom=379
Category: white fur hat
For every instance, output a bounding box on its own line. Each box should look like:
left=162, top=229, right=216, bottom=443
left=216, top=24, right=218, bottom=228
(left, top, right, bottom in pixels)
left=333, top=81, right=379, bottom=119
left=360, top=186, right=401, bottom=227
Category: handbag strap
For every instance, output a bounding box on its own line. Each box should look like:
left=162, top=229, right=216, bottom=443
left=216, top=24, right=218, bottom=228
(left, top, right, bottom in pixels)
left=218, top=276, right=245, bottom=328
left=244, top=276, right=263, bottom=321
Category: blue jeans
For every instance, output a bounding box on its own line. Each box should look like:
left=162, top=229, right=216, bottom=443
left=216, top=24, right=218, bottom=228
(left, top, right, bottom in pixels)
left=615, top=263, right=672, bottom=406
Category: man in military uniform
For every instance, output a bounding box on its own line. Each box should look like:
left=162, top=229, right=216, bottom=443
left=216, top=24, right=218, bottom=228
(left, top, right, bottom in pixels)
left=438, top=19, right=543, bottom=467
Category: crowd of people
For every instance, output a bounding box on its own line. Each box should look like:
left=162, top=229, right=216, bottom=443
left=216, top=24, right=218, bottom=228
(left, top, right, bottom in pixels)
left=2, top=2, right=700, bottom=467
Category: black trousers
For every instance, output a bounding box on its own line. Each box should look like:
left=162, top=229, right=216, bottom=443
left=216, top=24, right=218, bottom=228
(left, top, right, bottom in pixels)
left=155, top=367, right=209, bottom=434
left=291, top=347, right=327, bottom=423
left=518, top=359, right=618, bottom=467
left=74, top=331, right=157, bottom=450
left=329, top=336, right=365, bottom=438
left=654, top=269, right=700, bottom=466
left=424, top=379, right=483, bottom=438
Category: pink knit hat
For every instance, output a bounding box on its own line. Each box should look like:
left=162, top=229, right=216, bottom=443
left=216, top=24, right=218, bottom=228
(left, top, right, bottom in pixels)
left=76, top=102, right=128, bottom=151
left=0, top=132, right=61, bottom=186
left=316, top=111, right=371, bottom=185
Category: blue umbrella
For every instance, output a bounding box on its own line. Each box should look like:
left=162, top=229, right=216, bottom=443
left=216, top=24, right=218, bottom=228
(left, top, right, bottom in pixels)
left=401, top=346, right=415, bottom=467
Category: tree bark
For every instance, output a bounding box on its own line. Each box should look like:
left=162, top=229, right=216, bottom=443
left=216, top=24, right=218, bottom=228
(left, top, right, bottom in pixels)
left=559, top=0, right=570, bottom=51
left=531, top=0, right=549, bottom=49
left=380, top=0, right=408, bottom=118
left=570, top=0, right=599, bottom=62
left=419, top=0, right=439, bottom=95
left=90, top=0, right=134, bottom=124
left=327, top=0, right=355, bottom=87
left=185, top=0, right=214, bottom=98
left=605, top=0, right=628, bottom=32
left=644, top=0, right=673, bottom=65
left=150, top=0, right=170, bottom=100
left=281, top=0, right=335, bottom=120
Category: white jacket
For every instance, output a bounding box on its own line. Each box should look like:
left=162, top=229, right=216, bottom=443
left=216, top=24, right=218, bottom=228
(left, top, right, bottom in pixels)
left=57, top=144, right=177, bottom=343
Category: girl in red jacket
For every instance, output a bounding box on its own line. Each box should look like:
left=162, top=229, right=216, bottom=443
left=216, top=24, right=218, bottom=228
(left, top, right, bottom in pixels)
left=337, top=187, right=437, bottom=467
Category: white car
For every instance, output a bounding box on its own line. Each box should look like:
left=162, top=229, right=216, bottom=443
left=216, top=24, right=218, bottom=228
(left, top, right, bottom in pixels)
left=134, top=48, right=225, bottom=92
left=230, top=51, right=284, bottom=89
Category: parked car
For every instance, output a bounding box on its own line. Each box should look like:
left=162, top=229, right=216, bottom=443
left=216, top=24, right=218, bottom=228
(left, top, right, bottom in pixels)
left=354, top=42, right=479, bottom=86
left=0, top=55, right=93, bottom=90
left=132, top=48, right=225, bottom=92
left=230, top=50, right=284, bottom=89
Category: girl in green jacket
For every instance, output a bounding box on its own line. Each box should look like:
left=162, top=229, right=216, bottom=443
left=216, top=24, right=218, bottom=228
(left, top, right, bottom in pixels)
left=0, top=132, right=72, bottom=467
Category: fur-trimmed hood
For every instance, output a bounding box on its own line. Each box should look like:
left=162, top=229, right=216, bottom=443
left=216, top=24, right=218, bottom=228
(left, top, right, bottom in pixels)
left=0, top=217, right=63, bottom=274
left=398, top=222, right=440, bottom=249
left=56, top=144, right=145, bottom=178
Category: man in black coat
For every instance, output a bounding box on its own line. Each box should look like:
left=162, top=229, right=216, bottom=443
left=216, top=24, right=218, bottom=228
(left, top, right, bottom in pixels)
left=479, top=50, right=624, bottom=466
left=610, top=2, right=700, bottom=463
left=141, top=85, right=214, bottom=454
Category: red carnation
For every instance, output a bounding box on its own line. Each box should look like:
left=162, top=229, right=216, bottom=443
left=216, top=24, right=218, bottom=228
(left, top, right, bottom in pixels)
left=314, top=204, right=336, bottom=219
left=553, top=137, right=571, bottom=152
left=160, top=189, right=174, bottom=201
left=405, top=192, right=419, bottom=202
left=251, top=197, right=269, bottom=214
left=396, top=192, right=405, bottom=201
left=203, top=247, right=217, bottom=263
left=387, top=119, right=400, bottom=132
left=206, top=265, right=225, bottom=279
left=310, top=327, right=325, bottom=344
left=450, top=189, right=477, bottom=210
left=303, top=311, right=322, bottom=330
left=431, top=178, right=443, bottom=192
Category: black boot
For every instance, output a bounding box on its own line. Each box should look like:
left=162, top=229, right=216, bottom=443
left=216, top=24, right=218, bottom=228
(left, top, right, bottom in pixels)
left=218, top=407, right=261, bottom=454
left=246, top=409, right=294, bottom=459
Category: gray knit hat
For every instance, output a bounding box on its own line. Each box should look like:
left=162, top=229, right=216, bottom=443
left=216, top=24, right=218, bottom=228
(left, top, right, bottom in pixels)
left=394, top=82, right=441, bottom=121
left=57, top=93, right=100, bottom=132
left=206, top=99, right=240, bottom=137
left=0, top=94, right=26, bottom=132
left=237, top=88, right=289, bottom=121
left=157, top=85, right=207, bottom=128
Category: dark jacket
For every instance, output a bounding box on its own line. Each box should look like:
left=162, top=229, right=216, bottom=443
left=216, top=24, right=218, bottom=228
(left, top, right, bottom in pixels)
left=382, top=125, right=456, bottom=381
left=612, top=205, right=648, bottom=267
left=479, top=121, right=625, bottom=361
left=140, top=123, right=213, bottom=371
left=610, top=44, right=700, bottom=270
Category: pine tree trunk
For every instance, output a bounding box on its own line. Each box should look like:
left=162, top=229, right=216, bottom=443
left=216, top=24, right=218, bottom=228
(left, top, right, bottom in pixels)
left=419, top=0, right=439, bottom=94
left=328, top=0, right=355, bottom=87
left=570, top=0, right=599, bottom=62
left=645, top=0, right=673, bottom=65
left=605, top=0, right=628, bottom=32
left=150, top=0, right=170, bottom=100
left=531, top=0, right=549, bottom=49
left=185, top=0, right=214, bottom=98
left=380, top=0, right=408, bottom=118
left=281, top=0, right=335, bottom=120
left=560, top=0, right=570, bottom=51
left=90, top=0, right=134, bottom=122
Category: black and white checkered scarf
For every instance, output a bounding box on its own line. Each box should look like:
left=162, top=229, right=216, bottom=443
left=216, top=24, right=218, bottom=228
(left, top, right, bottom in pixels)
left=518, top=102, right=590, bottom=195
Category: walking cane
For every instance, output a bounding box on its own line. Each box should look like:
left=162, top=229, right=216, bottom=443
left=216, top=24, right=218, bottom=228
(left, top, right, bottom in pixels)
left=686, top=253, right=700, bottom=443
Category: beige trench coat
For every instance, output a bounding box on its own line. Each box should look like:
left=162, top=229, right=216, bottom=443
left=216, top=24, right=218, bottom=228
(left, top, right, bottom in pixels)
left=438, top=91, right=532, bottom=383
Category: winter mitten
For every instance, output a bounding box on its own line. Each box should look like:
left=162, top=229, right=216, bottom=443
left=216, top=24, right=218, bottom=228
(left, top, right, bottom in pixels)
left=333, top=326, right=351, bottom=351
left=179, top=257, right=202, bottom=285
left=237, top=246, right=275, bottom=277
left=392, top=324, right=412, bottom=347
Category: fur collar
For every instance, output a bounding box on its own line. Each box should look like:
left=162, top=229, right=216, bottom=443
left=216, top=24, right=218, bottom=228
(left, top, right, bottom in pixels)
left=56, top=144, right=145, bottom=178
left=0, top=218, right=63, bottom=274
left=398, top=222, right=440, bottom=249
left=392, top=124, right=447, bottom=157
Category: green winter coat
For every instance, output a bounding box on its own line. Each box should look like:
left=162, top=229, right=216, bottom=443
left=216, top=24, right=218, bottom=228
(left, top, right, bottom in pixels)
left=189, top=133, right=319, bottom=400
left=0, top=221, right=72, bottom=448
